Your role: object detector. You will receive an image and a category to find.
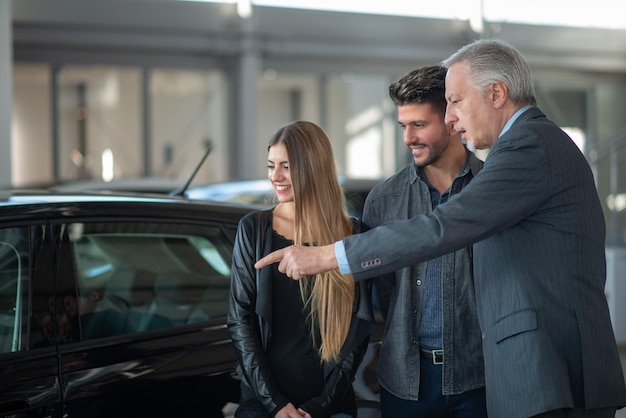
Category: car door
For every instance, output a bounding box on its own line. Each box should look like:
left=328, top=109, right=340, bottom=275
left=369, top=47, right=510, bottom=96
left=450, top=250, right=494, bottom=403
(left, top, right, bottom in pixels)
left=0, top=223, right=64, bottom=418
left=55, top=216, right=241, bottom=417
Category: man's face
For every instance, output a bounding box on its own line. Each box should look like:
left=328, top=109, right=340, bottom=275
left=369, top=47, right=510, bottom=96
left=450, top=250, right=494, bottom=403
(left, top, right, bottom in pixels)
left=397, top=102, right=455, bottom=168
left=444, top=62, right=500, bottom=151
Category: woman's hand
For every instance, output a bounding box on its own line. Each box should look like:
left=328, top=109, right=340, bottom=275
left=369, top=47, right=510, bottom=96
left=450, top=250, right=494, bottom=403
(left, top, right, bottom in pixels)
left=297, top=408, right=312, bottom=418
left=275, top=403, right=307, bottom=418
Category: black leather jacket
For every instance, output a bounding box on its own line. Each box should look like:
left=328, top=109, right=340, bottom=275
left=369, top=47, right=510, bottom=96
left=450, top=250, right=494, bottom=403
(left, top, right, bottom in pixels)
left=227, top=209, right=374, bottom=418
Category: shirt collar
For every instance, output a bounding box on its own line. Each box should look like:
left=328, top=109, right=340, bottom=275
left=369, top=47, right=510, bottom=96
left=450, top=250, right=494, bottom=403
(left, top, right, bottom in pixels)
left=414, top=147, right=472, bottom=184
left=499, top=105, right=533, bottom=138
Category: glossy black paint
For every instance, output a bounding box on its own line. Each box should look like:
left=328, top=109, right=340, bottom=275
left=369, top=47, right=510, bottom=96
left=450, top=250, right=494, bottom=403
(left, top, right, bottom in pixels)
left=0, top=191, right=251, bottom=418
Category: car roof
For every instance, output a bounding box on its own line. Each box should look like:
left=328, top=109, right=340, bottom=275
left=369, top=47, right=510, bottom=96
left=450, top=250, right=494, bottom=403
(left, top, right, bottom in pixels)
left=0, top=190, right=171, bottom=205
left=0, top=189, right=255, bottom=222
left=49, top=177, right=186, bottom=195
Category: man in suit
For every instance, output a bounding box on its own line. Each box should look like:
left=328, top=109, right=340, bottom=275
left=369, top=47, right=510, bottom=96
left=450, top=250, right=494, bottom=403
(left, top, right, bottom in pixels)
left=255, top=39, right=626, bottom=418
left=368, top=66, right=487, bottom=417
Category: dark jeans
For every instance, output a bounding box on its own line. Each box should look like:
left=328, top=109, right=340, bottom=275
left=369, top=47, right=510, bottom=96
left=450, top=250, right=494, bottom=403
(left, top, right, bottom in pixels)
left=234, top=404, right=266, bottom=418
left=532, top=408, right=617, bottom=418
left=379, top=358, right=488, bottom=418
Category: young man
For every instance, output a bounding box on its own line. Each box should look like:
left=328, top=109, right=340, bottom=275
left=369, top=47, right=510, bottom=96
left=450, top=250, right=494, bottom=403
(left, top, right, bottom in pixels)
left=366, top=66, right=486, bottom=417
left=256, top=39, right=626, bottom=418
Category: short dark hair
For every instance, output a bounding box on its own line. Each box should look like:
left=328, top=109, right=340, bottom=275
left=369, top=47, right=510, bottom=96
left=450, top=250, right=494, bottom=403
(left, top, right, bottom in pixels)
left=388, top=66, right=447, bottom=116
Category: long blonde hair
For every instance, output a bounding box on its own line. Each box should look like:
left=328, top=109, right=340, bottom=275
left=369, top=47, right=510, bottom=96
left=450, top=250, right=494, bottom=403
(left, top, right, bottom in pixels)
left=269, top=121, right=355, bottom=363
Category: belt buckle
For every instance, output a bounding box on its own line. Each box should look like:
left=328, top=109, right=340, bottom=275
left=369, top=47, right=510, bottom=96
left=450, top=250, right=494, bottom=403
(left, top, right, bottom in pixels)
left=432, top=349, right=443, bottom=365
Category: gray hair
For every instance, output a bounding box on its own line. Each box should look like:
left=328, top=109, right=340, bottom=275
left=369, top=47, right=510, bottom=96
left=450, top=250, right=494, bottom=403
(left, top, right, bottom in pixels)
left=441, top=39, right=537, bottom=106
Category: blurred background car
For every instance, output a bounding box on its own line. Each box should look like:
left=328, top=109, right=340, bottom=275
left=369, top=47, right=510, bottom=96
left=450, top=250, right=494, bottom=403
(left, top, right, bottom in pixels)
left=185, top=177, right=381, bottom=219
left=49, top=177, right=185, bottom=195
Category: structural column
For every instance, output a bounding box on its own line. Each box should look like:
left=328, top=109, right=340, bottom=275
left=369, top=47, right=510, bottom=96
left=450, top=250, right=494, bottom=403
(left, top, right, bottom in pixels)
left=235, top=13, right=260, bottom=180
left=0, top=0, right=12, bottom=187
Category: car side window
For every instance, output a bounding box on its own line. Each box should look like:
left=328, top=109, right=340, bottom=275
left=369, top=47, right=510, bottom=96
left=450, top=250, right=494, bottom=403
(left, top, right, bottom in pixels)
left=68, top=221, right=233, bottom=341
left=0, top=227, right=30, bottom=353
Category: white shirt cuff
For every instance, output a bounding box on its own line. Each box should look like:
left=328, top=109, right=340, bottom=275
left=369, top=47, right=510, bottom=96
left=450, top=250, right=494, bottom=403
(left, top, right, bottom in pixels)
left=335, top=240, right=351, bottom=274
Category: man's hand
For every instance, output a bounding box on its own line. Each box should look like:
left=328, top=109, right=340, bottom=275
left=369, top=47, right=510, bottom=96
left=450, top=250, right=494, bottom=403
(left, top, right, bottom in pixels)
left=254, top=244, right=338, bottom=279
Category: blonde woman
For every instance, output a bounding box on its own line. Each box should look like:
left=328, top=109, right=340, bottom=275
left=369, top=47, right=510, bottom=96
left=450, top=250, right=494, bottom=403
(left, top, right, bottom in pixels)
left=227, top=121, right=374, bottom=418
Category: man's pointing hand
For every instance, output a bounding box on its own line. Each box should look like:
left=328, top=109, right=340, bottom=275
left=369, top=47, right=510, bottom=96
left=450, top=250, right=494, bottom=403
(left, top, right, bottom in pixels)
left=254, top=244, right=338, bottom=279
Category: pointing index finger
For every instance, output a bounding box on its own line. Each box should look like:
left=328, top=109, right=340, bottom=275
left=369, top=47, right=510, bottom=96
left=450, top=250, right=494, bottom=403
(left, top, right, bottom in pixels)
left=254, top=248, right=286, bottom=270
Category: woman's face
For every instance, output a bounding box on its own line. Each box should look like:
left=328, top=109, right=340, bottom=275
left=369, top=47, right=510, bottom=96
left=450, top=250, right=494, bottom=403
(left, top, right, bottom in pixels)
left=267, top=143, right=294, bottom=203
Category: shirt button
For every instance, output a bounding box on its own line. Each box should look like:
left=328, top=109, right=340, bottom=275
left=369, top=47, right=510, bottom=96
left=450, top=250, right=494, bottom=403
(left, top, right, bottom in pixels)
left=416, top=279, right=422, bottom=286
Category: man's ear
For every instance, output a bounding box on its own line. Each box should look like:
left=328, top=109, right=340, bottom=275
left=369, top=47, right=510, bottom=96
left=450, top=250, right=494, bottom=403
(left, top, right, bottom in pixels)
left=490, top=81, right=508, bottom=109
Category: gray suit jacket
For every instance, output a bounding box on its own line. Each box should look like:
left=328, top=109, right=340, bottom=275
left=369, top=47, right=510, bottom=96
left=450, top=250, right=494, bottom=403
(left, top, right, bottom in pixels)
left=343, top=107, right=626, bottom=417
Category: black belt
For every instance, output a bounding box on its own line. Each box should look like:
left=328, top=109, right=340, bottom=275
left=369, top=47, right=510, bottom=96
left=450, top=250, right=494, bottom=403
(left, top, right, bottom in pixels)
left=420, top=349, right=444, bottom=365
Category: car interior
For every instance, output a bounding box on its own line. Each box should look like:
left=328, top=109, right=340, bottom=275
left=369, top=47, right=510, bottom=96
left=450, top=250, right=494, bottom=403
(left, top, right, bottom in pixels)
left=67, top=222, right=234, bottom=341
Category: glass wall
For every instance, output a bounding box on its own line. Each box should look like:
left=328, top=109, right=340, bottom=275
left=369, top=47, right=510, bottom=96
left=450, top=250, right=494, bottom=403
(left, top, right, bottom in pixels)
left=12, top=61, right=626, bottom=244
left=255, top=71, right=398, bottom=182
left=326, top=73, right=397, bottom=180
left=13, top=64, right=52, bottom=187
left=12, top=65, right=229, bottom=187
left=57, top=66, right=142, bottom=182
left=591, top=84, right=626, bottom=245
left=150, top=69, right=229, bottom=184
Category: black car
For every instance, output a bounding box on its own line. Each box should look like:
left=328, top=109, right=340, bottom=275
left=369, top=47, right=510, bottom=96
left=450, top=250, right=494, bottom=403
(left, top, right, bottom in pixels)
left=0, top=191, right=252, bottom=417
left=0, top=190, right=381, bottom=418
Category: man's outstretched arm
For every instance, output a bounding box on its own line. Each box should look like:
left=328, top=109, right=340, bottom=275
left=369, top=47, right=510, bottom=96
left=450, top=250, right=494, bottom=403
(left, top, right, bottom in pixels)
left=254, top=243, right=339, bottom=279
